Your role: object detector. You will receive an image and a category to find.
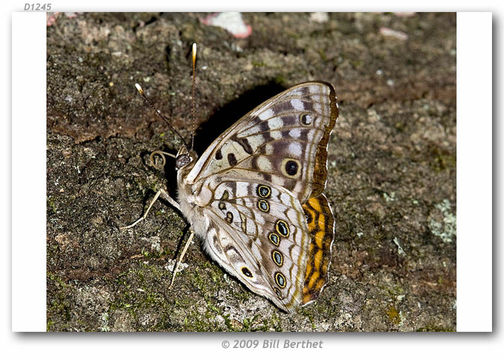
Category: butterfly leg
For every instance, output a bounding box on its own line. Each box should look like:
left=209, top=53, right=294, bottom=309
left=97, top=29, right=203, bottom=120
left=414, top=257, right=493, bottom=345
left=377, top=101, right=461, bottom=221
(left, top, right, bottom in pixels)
left=120, top=189, right=180, bottom=229
left=169, top=231, right=195, bottom=288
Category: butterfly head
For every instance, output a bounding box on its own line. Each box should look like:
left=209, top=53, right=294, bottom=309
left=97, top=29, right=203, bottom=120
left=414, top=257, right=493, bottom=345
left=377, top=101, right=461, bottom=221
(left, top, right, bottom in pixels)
left=175, top=145, right=198, bottom=171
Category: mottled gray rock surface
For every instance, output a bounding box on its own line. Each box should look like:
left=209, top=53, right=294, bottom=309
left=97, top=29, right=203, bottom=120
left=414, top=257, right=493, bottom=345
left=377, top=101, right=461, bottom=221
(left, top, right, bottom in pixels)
left=47, top=12, right=456, bottom=331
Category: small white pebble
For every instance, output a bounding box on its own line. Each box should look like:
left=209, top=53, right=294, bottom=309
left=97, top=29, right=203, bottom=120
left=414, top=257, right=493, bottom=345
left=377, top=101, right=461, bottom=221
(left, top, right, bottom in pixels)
left=201, top=12, right=252, bottom=38
left=379, top=27, right=408, bottom=41
left=310, top=12, right=329, bottom=23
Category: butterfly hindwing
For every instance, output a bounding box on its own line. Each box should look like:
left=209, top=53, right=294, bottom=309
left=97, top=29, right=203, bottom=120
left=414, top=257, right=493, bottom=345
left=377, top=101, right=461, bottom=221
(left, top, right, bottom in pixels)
left=201, top=180, right=310, bottom=311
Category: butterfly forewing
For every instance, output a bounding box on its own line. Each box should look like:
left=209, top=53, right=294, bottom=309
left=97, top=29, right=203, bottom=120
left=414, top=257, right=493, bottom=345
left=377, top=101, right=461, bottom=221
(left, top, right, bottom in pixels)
left=186, top=82, right=338, bottom=203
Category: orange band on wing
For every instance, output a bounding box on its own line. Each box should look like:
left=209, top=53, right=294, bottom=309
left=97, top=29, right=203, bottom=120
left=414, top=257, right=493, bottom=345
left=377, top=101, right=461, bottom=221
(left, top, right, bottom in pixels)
left=301, top=194, right=335, bottom=305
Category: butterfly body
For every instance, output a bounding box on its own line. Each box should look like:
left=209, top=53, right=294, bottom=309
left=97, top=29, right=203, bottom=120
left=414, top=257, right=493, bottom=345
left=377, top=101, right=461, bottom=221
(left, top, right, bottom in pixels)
left=172, top=81, right=338, bottom=312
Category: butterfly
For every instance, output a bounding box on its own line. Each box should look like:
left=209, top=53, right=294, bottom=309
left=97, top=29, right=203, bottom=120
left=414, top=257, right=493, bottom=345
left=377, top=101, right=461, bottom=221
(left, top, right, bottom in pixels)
left=125, top=79, right=339, bottom=312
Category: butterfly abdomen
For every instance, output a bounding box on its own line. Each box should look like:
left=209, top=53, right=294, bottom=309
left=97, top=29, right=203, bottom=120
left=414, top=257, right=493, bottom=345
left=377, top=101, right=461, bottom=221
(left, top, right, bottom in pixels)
left=301, top=194, right=335, bottom=305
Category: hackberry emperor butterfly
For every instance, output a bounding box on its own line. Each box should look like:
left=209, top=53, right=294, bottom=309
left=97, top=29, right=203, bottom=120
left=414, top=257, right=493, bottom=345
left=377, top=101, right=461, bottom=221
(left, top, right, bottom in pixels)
left=124, top=46, right=339, bottom=312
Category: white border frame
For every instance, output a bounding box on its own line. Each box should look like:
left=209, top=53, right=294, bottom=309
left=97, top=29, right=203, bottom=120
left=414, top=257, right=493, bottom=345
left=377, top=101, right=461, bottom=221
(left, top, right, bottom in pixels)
left=456, top=12, right=492, bottom=332
left=12, top=12, right=46, bottom=332
left=9, top=10, right=493, bottom=335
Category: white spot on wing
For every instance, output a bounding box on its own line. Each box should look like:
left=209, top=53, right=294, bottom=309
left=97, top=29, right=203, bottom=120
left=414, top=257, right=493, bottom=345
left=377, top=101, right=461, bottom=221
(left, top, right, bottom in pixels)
left=240, top=124, right=262, bottom=137
left=271, top=130, right=282, bottom=140
left=236, top=182, right=248, bottom=197
left=259, top=108, right=274, bottom=120
left=288, top=142, right=302, bottom=157
left=290, top=88, right=304, bottom=95
left=290, top=99, right=304, bottom=111
left=268, top=117, right=283, bottom=129
left=246, top=135, right=264, bottom=150
left=289, top=128, right=301, bottom=138
left=256, top=156, right=273, bottom=172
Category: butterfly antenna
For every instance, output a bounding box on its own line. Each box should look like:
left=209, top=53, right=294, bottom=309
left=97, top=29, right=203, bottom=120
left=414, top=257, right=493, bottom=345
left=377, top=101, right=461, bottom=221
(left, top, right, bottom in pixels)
left=134, top=83, right=188, bottom=147
left=190, top=42, right=197, bottom=151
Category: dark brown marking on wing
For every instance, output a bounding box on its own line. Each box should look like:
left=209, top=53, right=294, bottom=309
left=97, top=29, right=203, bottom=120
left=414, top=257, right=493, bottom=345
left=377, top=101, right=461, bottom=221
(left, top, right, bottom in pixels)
left=228, top=153, right=238, bottom=166
left=231, top=134, right=254, bottom=154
